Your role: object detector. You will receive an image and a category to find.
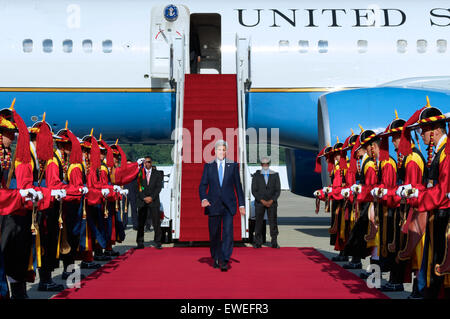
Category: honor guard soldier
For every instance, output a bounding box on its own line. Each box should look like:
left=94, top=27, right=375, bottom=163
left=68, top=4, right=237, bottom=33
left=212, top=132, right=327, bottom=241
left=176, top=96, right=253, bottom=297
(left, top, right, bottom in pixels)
left=53, top=123, right=88, bottom=280
left=399, top=97, right=450, bottom=299
left=327, top=138, right=350, bottom=261
left=79, top=130, right=108, bottom=270
left=381, top=112, right=426, bottom=296
left=0, top=100, right=46, bottom=298
left=98, top=135, right=121, bottom=259
left=340, top=132, right=360, bottom=236
left=334, top=132, right=360, bottom=262
left=28, top=114, right=68, bottom=292
left=343, top=127, right=378, bottom=270
left=362, top=120, right=398, bottom=280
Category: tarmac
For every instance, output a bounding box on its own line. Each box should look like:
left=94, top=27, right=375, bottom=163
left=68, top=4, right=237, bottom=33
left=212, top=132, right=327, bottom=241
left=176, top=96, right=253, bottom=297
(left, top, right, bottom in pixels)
left=26, top=190, right=412, bottom=299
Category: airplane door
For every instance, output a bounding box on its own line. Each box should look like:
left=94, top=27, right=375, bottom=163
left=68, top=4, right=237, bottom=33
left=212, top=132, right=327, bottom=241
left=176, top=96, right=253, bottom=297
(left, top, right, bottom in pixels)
left=150, top=4, right=190, bottom=78
left=190, top=13, right=221, bottom=74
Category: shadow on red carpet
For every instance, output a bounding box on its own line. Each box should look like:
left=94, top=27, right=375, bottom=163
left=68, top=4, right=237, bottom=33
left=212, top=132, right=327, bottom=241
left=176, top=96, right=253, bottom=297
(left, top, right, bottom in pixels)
left=53, top=247, right=388, bottom=299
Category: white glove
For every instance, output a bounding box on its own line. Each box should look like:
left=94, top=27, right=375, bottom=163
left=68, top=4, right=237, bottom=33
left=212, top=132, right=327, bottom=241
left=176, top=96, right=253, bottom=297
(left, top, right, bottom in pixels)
left=322, top=187, right=332, bottom=194
left=350, top=184, right=361, bottom=194
left=51, top=189, right=65, bottom=201
left=120, top=189, right=129, bottom=196
left=59, top=189, right=67, bottom=198
left=101, top=188, right=110, bottom=197
left=19, top=189, right=31, bottom=198
left=313, top=190, right=321, bottom=197
left=396, top=185, right=405, bottom=198
left=113, top=185, right=121, bottom=192
left=406, top=188, right=419, bottom=199
left=79, top=186, right=89, bottom=195
left=447, top=193, right=450, bottom=200
left=36, top=191, right=43, bottom=201
left=341, top=188, right=350, bottom=198
left=370, top=187, right=379, bottom=198
left=137, top=158, right=145, bottom=166
left=19, top=189, right=37, bottom=201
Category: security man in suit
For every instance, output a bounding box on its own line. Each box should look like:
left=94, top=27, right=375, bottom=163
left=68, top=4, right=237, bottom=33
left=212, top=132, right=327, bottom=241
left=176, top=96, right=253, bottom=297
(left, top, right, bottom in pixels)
left=136, top=156, right=163, bottom=249
left=251, top=156, right=281, bottom=249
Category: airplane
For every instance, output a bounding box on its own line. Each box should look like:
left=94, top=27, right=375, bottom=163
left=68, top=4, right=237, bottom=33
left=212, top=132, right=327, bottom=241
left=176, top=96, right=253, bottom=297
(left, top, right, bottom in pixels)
left=1, top=1, right=450, bottom=240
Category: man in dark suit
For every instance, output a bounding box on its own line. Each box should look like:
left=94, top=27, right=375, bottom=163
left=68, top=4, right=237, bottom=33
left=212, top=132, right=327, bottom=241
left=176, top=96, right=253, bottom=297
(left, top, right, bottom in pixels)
left=251, top=157, right=281, bottom=249
left=136, top=156, right=163, bottom=249
left=199, top=140, right=245, bottom=272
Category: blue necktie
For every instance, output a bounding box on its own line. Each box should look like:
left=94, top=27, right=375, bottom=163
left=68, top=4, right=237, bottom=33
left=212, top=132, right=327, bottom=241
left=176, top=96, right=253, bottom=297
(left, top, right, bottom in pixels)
left=219, top=161, right=223, bottom=187
left=264, top=171, right=268, bottom=184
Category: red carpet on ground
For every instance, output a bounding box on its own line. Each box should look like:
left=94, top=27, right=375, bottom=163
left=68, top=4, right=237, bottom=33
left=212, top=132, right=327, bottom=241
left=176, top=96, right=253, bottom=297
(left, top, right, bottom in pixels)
left=53, top=247, right=388, bottom=299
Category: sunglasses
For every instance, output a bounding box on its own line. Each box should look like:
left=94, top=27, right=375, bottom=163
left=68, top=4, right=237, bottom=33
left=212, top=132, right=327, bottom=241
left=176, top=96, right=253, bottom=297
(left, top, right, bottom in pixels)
left=145, top=161, right=152, bottom=163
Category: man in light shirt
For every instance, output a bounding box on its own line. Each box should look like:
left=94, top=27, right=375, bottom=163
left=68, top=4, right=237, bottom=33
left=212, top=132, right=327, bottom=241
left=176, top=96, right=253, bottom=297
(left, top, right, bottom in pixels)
left=199, top=140, right=245, bottom=272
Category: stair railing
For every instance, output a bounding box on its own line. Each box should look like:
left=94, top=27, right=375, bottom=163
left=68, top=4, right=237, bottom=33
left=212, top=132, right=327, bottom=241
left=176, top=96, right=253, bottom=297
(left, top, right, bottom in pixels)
left=170, top=34, right=186, bottom=240
left=235, top=34, right=252, bottom=239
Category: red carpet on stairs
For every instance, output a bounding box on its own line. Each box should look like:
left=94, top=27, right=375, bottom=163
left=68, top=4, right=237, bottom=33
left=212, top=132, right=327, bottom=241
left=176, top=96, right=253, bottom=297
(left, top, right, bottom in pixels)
left=179, top=74, right=241, bottom=242
left=53, top=247, right=388, bottom=299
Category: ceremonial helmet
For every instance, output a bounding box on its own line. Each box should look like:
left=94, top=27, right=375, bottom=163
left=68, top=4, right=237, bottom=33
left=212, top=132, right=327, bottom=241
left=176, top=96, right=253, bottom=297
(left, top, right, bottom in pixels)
left=80, top=129, right=95, bottom=150
left=359, top=129, right=378, bottom=148
left=110, top=139, right=120, bottom=157
left=407, top=96, right=448, bottom=130
left=54, top=121, right=83, bottom=164
left=380, top=110, right=406, bottom=137
left=0, top=99, right=18, bottom=133
left=332, top=136, right=343, bottom=152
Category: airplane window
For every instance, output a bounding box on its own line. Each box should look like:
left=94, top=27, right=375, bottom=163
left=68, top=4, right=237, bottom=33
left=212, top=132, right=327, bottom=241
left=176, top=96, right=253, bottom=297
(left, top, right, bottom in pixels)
left=318, top=40, right=328, bottom=53
left=417, top=39, right=427, bottom=54
left=43, top=39, right=53, bottom=53
left=102, top=40, right=112, bottom=53
left=357, top=40, right=368, bottom=53
left=279, top=40, right=289, bottom=52
left=63, top=40, right=73, bottom=53
left=298, top=40, right=309, bottom=53
left=397, top=40, right=407, bottom=53
left=23, top=39, right=33, bottom=53
left=437, top=39, right=447, bottom=53
left=83, top=40, right=93, bottom=53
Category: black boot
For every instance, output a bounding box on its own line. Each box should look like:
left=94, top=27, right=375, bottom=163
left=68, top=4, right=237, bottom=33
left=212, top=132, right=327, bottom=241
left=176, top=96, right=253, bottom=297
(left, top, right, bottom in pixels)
left=271, top=238, right=280, bottom=249
left=342, top=257, right=362, bottom=269
left=38, top=269, right=65, bottom=292
left=407, top=278, right=423, bottom=299
left=10, top=282, right=28, bottom=299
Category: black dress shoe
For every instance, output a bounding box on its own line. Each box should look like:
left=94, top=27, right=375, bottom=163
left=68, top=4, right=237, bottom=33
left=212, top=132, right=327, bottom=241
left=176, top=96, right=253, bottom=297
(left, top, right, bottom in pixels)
left=80, top=261, right=102, bottom=269
left=104, top=250, right=120, bottom=257
left=94, top=254, right=111, bottom=261
left=213, top=260, right=220, bottom=268
left=136, top=243, right=145, bottom=249
left=253, top=243, right=262, bottom=248
left=155, top=244, right=162, bottom=249
left=220, top=262, right=229, bottom=272
left=271, top=242, right=280, bottom=249
left=332, top=255, right=349, bottom=262
left=380, top=282, right=404, bottom=292
left=10, top=282, right=29, bottom=299
left=359, top=272, right=370, bottom=279
left=38, top=282, right=65, bottom=292
left=342, top=262, right=362, bottom=269
left=407, top=290, right=424, bottom=299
